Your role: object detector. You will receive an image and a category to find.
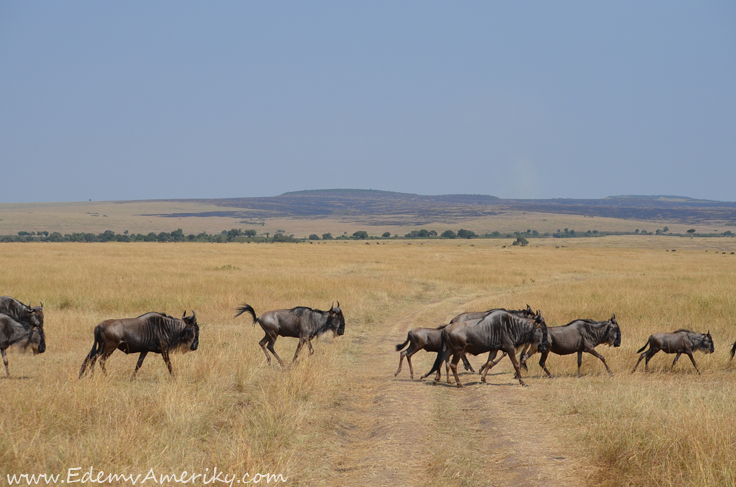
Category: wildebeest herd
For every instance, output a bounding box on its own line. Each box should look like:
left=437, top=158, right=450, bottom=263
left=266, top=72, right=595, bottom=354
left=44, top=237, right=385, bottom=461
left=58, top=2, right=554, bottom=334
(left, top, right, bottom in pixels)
left=0, top=295, right=731, bottom=384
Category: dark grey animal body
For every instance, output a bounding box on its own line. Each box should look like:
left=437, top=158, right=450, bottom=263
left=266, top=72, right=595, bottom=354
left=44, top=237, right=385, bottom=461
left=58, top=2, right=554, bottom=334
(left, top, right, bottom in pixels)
left=632, top=329, right=713, bottom=374
left=0, top=313, right=46, bottom=377
left=520, top=315, right=621, bottom=377
left=78, top=311, right=199, bottom=379
left=423, top=310, right=549, bottom=388
left=0, top=296, right=44, bottom=328
left=236, top=302, right=345, bottom=365
left=395, top=322, right=478, bottom=380
left=397, top=306, right=536, bottom=382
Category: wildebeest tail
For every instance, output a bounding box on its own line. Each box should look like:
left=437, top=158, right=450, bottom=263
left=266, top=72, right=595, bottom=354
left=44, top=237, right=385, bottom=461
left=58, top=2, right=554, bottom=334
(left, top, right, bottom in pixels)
left=636, top=338, right=651, bottom=354
left=730, top=341, right=736, bottom=360
left=79, top=326, right=103, bottom=378
left=396, top=334, right=410, bottom=352
left=235, top=304, right=258, bottom=325
left=427, top=330, right=448, bottom=376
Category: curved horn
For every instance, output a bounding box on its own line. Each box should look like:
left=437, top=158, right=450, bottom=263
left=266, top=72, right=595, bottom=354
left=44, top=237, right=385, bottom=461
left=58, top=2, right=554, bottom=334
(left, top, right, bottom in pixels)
left=40, top=302, right=43, bottom=310
left=337, top=300, right=340, bottom=308
left=611, top=313, right=615, bottom=321
left=191, top=310, right=196, bottom=321
left=330, top=301, right=334, bottom=311
left=182, top=310, right=187, bottom=320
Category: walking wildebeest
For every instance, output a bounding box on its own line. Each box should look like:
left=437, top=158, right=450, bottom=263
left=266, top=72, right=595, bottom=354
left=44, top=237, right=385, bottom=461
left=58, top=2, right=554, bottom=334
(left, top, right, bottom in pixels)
left=0, top=296, right=44, bottom=327
left=235, top=302, right=345, bottom=365
left=78, top=311, right=199, bottom=379
left=0, top=313, right=46, bottom=377
left=395, top=322, right=478, bottom=380
left=422, top=310, right=549, bottom=388
left=631, top=329, right=713, bottom=374
left=518, top=314, right=621, bottom=377
left=396, top=306, right=535, bottom=381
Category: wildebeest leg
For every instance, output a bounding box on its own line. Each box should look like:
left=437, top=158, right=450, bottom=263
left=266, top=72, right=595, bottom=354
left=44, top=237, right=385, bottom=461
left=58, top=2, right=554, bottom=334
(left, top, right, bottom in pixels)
left=1, top=349, right=8, bottom=377
left=461, top=354, right=475, bottom=373
left=481, top=350, right=502, bottom=383
left=685, top=351, right=701, bottom=374
left=307, top=337, right=315, bottom=356
left=449, top=353, right=464, bottom=388
left=131, top=351, right=148, bottom=379
left=259, top=333, right=273, bottom=365
left=587, top=349, right=613, bottom=376
left=631, top=352, right=647, bottom=373
left=644, top=350, right=658, bottom=372
left=292, top=337, right=307, bottom=363
left=161, top=349, right=174, bottom=375
left=98, top=350, right=114, bottom=376
left=507, top=348, right=526, bottom=386
left=670, top=352, right=682, bottom=371
left=577, top=351, right=583, bottom=377
left=539, top=350, right=553, bottom=377
left=266, top=339, right=285, bottom=366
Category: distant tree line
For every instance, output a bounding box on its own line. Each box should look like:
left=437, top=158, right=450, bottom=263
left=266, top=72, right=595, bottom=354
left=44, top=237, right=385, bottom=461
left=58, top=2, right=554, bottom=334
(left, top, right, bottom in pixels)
left=2, top=226, right=734, bottom=243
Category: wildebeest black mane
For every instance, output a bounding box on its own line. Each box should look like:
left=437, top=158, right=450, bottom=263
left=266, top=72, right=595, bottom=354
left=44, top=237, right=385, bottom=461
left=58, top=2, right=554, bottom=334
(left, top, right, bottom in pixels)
left=672, top=329, right=693, bottom=333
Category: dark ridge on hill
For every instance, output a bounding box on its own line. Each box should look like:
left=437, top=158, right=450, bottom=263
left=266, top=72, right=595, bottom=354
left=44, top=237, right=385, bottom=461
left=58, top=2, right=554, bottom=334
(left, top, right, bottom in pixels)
left=138, top=190, right=736, bottom=225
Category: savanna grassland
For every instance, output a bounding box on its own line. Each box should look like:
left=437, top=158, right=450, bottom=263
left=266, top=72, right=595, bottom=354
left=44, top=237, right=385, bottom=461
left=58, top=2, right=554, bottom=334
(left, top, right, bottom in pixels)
left=1, top=238, right=736, bottom=486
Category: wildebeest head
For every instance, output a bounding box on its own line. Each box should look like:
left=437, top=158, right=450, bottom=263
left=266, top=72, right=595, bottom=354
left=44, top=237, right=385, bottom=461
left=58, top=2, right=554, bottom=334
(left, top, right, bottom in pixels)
left=26, top=302, right=44, bottom=328
left=181, top=310, right=199, bottom=351
left=533, top=310, right=550, bottom=353
left=329, top=301, right=345, bottom=336
left=700, top=330, right=714, bottom=354
left=603, top=313, right=622, bottom=347
left=26, top=322, right=46, bottom=354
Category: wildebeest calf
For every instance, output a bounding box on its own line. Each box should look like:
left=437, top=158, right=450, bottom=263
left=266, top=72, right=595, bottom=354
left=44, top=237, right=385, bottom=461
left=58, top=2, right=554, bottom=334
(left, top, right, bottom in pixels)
left=395, top=323, right=477, bottom=380
left=632, top=329, right=713, bottom=374
left=0, top=313, right=46, bottom=377
left=79, top=311, right=199, bottom=379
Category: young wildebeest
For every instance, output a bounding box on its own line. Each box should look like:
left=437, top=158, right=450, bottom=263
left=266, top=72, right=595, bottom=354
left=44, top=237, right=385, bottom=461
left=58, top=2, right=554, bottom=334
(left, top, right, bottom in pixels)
left=632, top=329, right=714, bottom=374
left=0, top=313, right=46, bottom=377
left=78, top=311, right=199, bottom=379
left=396, top=306, right=535, bottom=381
left=395, top=322, right=477, bottom=380
left=423, top=310, right=549, bottom=388
left=518, top=314, right=621, bottom=377
left=235, top=302, right=345, bottom=365
left=0, top=296, right=44, bottom=328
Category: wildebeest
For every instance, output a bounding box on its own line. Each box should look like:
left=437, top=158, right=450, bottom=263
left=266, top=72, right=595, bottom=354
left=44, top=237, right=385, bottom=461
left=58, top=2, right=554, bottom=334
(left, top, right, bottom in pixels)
left=235, top=302, right=345, bottom=365
left=395, top=322, right=478, bottom=380
left=0, top=296, right=44, bottom=327
left=396, top=305, right=535, bottom=381
left=518, top=314, right=621, bottom=377
left=0, top=313, right=46, bottom=377
left=731, top=340, right=736, bottom=361
left=78, top=311, right=199, bottom=379
left=632, top=329, right=713, bottom=374
left=423, top=310, right=549, bottom=388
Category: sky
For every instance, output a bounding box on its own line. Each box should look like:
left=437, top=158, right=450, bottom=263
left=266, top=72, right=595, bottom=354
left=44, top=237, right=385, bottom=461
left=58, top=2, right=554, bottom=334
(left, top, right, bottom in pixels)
left=1, top=2, right=735, bottom=203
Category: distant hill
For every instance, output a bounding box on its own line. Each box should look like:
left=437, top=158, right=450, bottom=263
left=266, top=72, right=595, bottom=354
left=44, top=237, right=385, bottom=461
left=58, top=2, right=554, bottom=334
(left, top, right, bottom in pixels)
left=140, top=190, right=736, bottom=225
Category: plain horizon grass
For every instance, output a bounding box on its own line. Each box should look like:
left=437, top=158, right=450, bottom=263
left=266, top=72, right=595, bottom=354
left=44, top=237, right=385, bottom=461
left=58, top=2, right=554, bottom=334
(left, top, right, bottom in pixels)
left=0, top=240, right=735, bottom=485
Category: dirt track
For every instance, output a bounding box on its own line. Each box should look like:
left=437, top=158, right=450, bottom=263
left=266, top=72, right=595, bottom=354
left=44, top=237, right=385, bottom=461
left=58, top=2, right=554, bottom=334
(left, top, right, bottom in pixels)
left=311, top=297, right=590, bottom=487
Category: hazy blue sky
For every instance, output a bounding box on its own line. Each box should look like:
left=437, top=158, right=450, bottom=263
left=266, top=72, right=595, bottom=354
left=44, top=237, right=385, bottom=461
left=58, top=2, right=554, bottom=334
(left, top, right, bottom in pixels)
left=1, top=2, right=734, bottom=203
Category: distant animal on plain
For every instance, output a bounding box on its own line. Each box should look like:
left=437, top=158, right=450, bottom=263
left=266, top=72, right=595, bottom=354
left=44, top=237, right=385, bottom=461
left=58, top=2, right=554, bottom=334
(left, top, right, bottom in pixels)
left=632, top=329, right=713, bottom=374
left=0, top=313, right=46, bottom=377
left=235, top=302, right=345, bottom=366
left=79, top=311, right=199, bottom=379
left=0, top=296, right=44, bottom=328
left=519, top=314, right=621, bottom=377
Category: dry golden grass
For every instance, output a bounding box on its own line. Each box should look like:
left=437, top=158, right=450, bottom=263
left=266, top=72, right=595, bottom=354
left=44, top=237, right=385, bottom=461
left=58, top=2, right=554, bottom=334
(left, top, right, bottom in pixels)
left=0, top=238, right=735, bottom=485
